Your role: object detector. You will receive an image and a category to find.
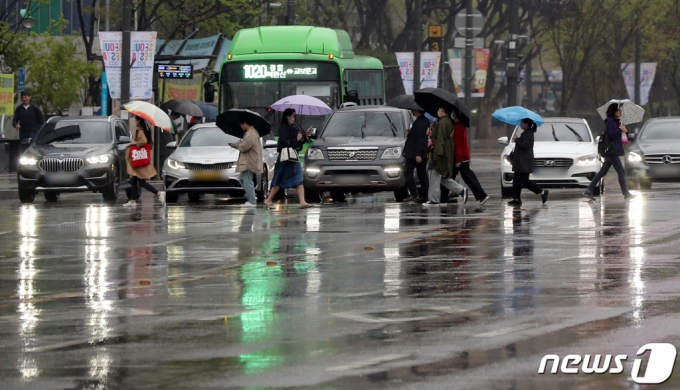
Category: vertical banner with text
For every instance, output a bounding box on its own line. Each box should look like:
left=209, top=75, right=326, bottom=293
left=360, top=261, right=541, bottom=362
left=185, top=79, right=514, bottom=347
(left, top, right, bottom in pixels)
left=447, top=48, right=490, bottom=98
left=0, top=74, right=13, bottom=114
left=621, top=63, right=657, bottom=105
left=395, top=52, right=441, bottom=95
left=99, top=31, right=157, bottom=100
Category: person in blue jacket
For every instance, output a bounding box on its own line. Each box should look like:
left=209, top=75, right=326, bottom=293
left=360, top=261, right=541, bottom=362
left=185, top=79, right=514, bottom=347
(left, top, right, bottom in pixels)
left=584, top=103, right=635, bottom=201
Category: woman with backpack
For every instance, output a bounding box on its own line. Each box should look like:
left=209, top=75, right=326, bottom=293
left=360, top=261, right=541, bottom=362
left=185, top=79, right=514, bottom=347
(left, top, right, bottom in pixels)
left=507, top=118, right=549, bottom=207
left=583, top=103, right=634, bottom=201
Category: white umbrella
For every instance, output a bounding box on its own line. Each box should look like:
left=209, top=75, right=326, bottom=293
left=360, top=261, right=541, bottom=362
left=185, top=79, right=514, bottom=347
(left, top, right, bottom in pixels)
left=121, top=101, right=173, bottom=131
left=596, top=99, right=645, bottom=124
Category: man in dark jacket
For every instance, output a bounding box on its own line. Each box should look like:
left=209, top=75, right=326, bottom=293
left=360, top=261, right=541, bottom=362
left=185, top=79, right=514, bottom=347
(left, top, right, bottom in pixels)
left=508, top=118, right=548, bottom=206
left=8, top=92, right=44, bottom=172
left=403, top=109, right=429, bottom=202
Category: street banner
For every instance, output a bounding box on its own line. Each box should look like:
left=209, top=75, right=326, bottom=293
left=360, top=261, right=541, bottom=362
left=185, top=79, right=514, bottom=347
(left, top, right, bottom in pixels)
left=99, top=31, right=157, bottom=100
left=621, top=63, right=657, bottom=105
left=162, top=75, right=204, bottom=101
left=395, top=52, right=442, bottom=95
left=176, top=35, right=220, bottom=71
left=0, top=74, right=13, bottom=114
left=101, top=72, right=108, bottom=116
left=447, top=48, right=490, bottom=97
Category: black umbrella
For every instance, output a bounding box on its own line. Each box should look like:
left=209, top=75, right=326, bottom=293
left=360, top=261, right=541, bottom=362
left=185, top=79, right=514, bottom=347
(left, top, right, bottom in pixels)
left=216, top=109, right=272, bottom=138
left=414, top=88, right=471, bottom=124
left=386, top=95, right=424, bottom=111
left=163, top=99, right=204, bottom=117
left=190, top=100, right=218, bottom=122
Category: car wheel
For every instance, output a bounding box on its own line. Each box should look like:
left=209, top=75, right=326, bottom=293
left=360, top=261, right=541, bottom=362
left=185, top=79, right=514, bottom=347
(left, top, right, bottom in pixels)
left=394, top=186, right=409, bottom=202
left=592, top=179, right=605, bottom=196
left=330, top=190, right=346, bottom=203
left=256, top=169, right=268, bottom=202
left=304, top=187, right=322, bottom=203
left=44, top=192, right=60, bottom=202
left=500, top=179, right=513, bottom=198
left=188, top=193, right=201, bottom=203
left=102, top=168, right=119, bottom=202
left=19, top=189, right=36, bottom=203
left=166, top=192, right=180, bottom=203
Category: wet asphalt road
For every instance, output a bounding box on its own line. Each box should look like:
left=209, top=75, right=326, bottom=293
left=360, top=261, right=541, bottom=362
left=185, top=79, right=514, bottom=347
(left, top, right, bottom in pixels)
left=2, top=159, right=680, bottom=389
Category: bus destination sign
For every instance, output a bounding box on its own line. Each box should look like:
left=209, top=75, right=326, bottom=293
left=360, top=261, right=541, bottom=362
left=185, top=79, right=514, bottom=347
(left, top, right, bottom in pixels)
left=243, top=64, right=318, bottom=80
left=157, top=64, right=194, bottom=79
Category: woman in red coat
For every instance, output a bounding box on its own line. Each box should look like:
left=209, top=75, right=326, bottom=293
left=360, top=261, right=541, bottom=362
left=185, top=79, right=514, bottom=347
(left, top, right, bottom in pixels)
left=451, top=107, right=489, bottom=206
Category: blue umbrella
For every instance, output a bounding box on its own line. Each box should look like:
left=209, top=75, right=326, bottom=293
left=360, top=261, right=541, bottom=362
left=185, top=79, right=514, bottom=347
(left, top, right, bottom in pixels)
left=190, top=100, right=217, bottom=122
left=492, top=106, right=544, bottom=126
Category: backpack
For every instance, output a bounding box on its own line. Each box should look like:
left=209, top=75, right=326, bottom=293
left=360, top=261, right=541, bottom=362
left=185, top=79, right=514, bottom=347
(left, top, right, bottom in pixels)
left=597, top=128, right=615, bottom=157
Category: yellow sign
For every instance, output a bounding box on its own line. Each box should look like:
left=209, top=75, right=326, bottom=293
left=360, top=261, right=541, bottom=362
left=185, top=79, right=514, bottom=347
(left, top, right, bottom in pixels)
left=0, top=74, right=14, bottom=115
left=428, top=25, right=443, bottom=38
left=161, top=74, right=203, bottom=102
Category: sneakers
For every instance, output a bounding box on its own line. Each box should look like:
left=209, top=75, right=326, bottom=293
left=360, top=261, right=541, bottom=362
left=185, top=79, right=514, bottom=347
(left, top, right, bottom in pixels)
left=159, top=191, right=166, bottom=206
left=507, top=199, right=522, bottom=207
left=413, top=197, right=425, bottom=204
left=624, top=193, right=637, bottom=200
left=123, top=201, right=137, bottom=207
left=460, top=188, right=469, bottom=204
left=541, top=190, right=549, bottom=204
left=480, top=195, right=490, bottom=206
left=423, top=201, right=440, bottom=207
left=243, top=202, right=257, bottom=208
left=583, top=192, right=596, bottom=202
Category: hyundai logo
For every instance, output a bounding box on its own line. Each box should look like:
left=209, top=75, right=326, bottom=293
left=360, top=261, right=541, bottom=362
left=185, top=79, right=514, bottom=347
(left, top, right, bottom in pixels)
left=348, top=151, right=356, bottom=158
left=662, top=155, right=672, bottom=165
left=204, top=159, right=212, bottom=163
left=544, top=160, right=556, bottom=167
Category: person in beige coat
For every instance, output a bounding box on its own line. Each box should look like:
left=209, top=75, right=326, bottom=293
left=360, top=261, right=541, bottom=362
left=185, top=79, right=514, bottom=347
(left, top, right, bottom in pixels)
left=232, top=118, right=262, bottom=207
left=124, top=117, right=166, bottom=207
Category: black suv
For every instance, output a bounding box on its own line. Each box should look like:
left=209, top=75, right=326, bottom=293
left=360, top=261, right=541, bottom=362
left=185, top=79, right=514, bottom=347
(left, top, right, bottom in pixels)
left=17, top=116, right=131, bottom=203
left=303, top=106, right=413, bottom=202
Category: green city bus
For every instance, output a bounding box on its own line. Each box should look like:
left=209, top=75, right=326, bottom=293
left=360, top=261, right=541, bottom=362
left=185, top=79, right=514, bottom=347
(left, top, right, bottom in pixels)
left=214, top=26, right=386, bottom=134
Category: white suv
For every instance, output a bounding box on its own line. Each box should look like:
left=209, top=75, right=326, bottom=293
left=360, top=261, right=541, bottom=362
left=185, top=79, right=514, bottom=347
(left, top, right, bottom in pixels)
left=498, top=117, right=603, bottom=197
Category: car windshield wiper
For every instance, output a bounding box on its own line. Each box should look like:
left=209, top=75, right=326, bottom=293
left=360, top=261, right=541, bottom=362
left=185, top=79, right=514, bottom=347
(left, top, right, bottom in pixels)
left=551, top=124, right=559, bottom=142
left=564, top=124, right=584, bottom=142
left=384, top=113, right=398, bottom=137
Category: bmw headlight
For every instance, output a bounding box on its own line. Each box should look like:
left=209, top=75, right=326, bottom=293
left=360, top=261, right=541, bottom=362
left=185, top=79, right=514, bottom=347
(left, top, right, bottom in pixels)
left=167, top=159, right=185, bottom=169
left=307, top=148, right=324, bottom=160
left=502, top=155, right=512, bottom=166
left=19, top=156, right=38, bottom=166
left=628, top=151, right=643, bottom=163
left=576, top=155, right=598, bottom=165
left=381, top=147, right=403, bottom=160
left=86, top=154, right=111, bottom=164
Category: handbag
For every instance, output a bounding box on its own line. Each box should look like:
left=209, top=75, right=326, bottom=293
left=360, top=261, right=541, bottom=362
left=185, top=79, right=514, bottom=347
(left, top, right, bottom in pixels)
left=129, top=143, right=151, bottom=168
left=280, top=147, right=299, bottom=162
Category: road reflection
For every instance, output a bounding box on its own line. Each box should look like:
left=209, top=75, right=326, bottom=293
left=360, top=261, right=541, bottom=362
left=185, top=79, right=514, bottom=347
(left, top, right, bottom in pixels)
left=17, top=205, right=40, bottom=380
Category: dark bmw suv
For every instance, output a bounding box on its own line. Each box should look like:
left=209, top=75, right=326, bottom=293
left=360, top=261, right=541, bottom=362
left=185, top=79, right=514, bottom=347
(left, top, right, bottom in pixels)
left=17, top=116, right=131, bottom=203
left=303, top=106, right=413, bottom=202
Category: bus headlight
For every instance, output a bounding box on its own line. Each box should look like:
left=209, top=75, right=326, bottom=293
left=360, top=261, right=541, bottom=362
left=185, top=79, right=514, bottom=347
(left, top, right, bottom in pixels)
left=628, top=151, right=643, bottom=163
left=381, top=147, right=402, bottom=159
left=307, top=148, right=324, bottom=160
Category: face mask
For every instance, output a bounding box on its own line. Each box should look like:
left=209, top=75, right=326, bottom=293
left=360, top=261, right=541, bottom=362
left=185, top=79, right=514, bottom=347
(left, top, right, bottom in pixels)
left=288, top=117, right=295, bottom=125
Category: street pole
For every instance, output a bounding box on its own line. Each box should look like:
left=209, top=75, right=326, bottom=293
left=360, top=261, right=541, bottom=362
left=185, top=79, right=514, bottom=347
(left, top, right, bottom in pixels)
left=121, top=0, right=132, bottom=103
left=634, top=32, right=641, bottom=105
left=464, top=0, right=473, bottom=109
left=413, top=0, right=422, bottom=94
left=286, top=0, right=296, bottom=25
left=105, top=0, right=110, bottom=31
left=506, top=0, right=519, bottom=139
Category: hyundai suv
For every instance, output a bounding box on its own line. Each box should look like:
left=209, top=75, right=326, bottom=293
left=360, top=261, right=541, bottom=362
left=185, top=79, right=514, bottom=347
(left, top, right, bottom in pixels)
left=303, top=106, right=412, bottom=202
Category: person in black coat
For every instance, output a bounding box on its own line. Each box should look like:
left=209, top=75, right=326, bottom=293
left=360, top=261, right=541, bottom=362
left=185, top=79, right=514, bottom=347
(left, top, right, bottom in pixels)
left=403, top=109, right=430, bottom=202
left=264, top=108, right=314, bottom=209
left=508, top=118, right=549, bottom=207
left=8, top=92, right=44, bottom=172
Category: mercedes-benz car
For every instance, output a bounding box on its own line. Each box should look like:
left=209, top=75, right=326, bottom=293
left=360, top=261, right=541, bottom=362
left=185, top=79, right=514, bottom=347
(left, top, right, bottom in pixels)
left=498, top=117, right=602, bottom=197
left=626, top=117, right=680, bottom=189
left=162, top=123, right=278, bottom=203
left=17, top=116, right=131, bottom=203
left=303, top=106, right=412, bottom=203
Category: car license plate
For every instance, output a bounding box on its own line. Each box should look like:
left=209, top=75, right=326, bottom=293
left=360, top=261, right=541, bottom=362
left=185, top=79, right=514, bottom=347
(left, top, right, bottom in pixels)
left=45, top=172, right=77, bottom=185
left=190, top=171, right=223, bottom=181
left=334, top=175, right=369, bottom=184
left=532, top=168, right=567, bottom=178
left=649, top=165, right=680, bottom=179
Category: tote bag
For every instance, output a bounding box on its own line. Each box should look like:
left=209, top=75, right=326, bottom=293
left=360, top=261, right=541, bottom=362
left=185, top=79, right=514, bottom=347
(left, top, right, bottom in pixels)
left=280, top=147, right=299, bottom=162
left=129, top=144, right=152, bottom=168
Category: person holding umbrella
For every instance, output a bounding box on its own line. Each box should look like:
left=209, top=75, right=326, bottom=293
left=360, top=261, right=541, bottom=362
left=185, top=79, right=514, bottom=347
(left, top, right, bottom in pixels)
left=424, top=105, right=468, bottom=206
left=584, top=103, right=634, bottom=201
left=264, top=108, right=314, bottom=209
left=451, top=107, right=489, bottom=205
left=508, top=118, right=548, bottom=207
left=231, top=116, right=263, bottom=208
left=403, top=107, right=430, bottom=202
left=124, top=117, right=166, bottom=207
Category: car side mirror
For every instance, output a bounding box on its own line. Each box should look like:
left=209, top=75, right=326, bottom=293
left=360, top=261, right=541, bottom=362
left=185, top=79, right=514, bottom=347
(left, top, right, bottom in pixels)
left=264, top=140, right=277, bottom=149
left=204, top=83, right=215, bottom=103
left=166, top=141, right=177, bottom=149
left=497, top=136, right=509, bottom=145
left=21, top=138, right=31, bottom=146
left=117, top=136, right=131, bottom=144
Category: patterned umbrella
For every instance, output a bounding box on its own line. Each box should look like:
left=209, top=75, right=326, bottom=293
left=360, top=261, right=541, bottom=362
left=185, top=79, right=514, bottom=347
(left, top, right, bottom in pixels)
left=121, top=101, right=172, bottom=131
left=271, top=95, right=333, bottom=116
left=596, top=99, right=645, bottom=124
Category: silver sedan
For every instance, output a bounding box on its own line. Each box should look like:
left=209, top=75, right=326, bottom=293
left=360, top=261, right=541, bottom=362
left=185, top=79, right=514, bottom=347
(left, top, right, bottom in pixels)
left=162, top=123, right=278, bottom=203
